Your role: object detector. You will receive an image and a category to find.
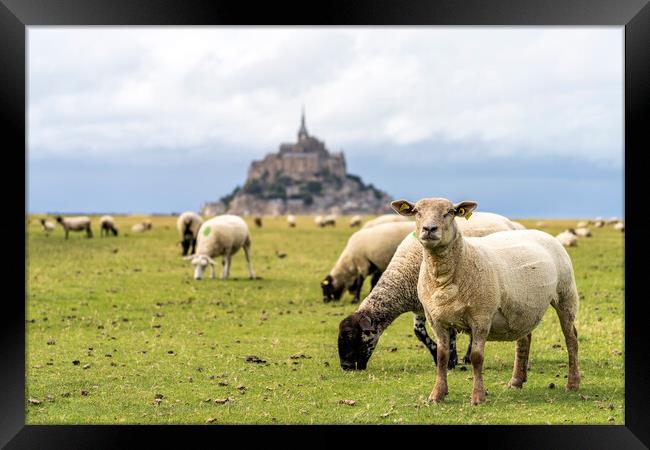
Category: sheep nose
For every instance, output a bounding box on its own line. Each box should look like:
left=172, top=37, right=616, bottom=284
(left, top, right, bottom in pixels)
left=422, top=225, right=438, bottom=234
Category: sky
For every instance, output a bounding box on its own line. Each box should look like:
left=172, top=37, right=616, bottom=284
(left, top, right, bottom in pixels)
left=27, top=27, right=624, bottom=218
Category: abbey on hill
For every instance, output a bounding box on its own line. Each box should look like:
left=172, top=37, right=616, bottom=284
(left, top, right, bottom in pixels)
left=202, top=110, right=392, bottom=216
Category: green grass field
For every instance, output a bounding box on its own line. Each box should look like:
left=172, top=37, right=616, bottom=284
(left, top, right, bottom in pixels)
left=25, top=215, right=624, bottom=424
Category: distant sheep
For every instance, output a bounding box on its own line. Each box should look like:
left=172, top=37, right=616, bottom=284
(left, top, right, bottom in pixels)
left=556, top=229, right=578, bottom=247
left=576, top=221, right=589, bottom=228
left=391, top=197, right=580, bottom=405
left=287, top=215, right=296, bottom=228
left=323, top=215, right=336, bottom=227
left=535, top=221, right=546, bottom=227
left=184, top=215, right=255, bottom=280
left=613, top=221, right=625, bottom=232
left=349, top=215, right=362, bottom=227
left=254, top=216, right=263, bottom=228
left=574, top=227, right=592, bottom=237
left=131, top=221, right=153, bottom=233
left=176, top=211, right=203, bottom=256
left=56, top=216, right=93, bottom=239
left=314, top=215, right=323, bottom=227
left=40, top=218, right=56, bottom=234
left=361, top=214, right=411, bottom=229
left=99, top=215, right=119, bottom=237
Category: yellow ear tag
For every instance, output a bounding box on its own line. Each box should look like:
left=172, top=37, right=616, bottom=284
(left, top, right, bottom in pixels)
left=399, top=203, right=411, bottom=212
left=458, top=208, right=465, bottom=216
left=465, top=211, right=472, bottom=220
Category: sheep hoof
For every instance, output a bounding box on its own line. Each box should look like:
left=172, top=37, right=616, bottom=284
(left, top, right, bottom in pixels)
left=471, top=390, right=486, bottom=405
left=565, top=382, right=580, bottom=391
left=428, top=388, right=447, bottom=403
left=507, top=377, right=524, bottom=389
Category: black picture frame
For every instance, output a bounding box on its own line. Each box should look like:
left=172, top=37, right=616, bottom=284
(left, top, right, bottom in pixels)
left=5, top=0, right=648, bottom=448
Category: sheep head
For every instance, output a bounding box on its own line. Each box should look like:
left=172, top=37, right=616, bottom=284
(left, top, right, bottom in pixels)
left=321, top=274, right=344, bottom=302
left=391, top=198, right=477, bottom=250
left=338, top=312, right=380, bottom=370
left=184, top=254, right=216, bottom=280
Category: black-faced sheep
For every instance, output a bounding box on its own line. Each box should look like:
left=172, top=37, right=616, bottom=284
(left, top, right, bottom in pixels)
left=56, top=216, right=93, bottom=239
left=184, top=215, right=254, bottom=281
left=556, top=229, right=578, bottom=247
left=287, top=215, right=296, bottom=228
left=392, top=198, right=580, bottom=405
left=349, top=215, right=362, bottom=227
left=40, top=218, right=56, bottom=234
left=337, top=212, right=521, bottom=372
left=99, top=215, right=119, bottom=237
left=176, top=211, right=203, bottom=256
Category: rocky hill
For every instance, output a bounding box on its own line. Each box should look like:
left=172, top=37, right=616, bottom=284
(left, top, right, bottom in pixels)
left=202, top=111, right=392, bottom=216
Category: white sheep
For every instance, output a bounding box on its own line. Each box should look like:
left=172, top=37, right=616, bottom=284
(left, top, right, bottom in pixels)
left=556, top=229, right=578, bottom=247
left=361, top=214, right=411, bottom=229
left=287, top=215, right=297, bottom=228
left=40, top=218, right=56, bottom=234
left=535, top=221, right=546, bottom=228
left=576, top=221, right=589, bottom=228
left=184, top=214, right=254, bottom=281
left=613, top=221, right=625, bottom=232
left=99, top=215, right=119, bottom=237
left=392, top=198, right=580, bottom=405
left=323, top=214, right=337, bottom=227
left=349, top=215, right=363, bottom=227
left=314, top=215, right=324, bottom=227
left=131, top=220, right=153, bottom=233
left=337, top=211, right=521, bottom=371
left=322, top=221, right=415, bottom=303
left=176, top=211, right=203, bottom=256
left=574, top=227, right=592, bottom=237
left=56, top=216, right=93, bottom=239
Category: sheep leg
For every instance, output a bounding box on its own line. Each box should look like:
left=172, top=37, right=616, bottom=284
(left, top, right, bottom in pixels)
left=243, top=243, right=255, bottom=279
left=413, top=314, right=438, bottom=364
left=224, top=253, right=232, bottom=279
left=507, top=333, right=532, bottom=388
left=556, top=309, right=580, bottom=390
left=463, top=334, right=473, bottom=364
left=210, top=263, right=216, bottom=279
left=352, top=275, right=364, bottom=302
left=64, top=229, right=69, bottom=240
left=370, top=270, right=382, bottom=289
left=191, top=238, right=196, bottom=255
left=86, top=225, right=93, bottom=238
left=469, top=326, right=489, bottom=405
left=428, top=322, right=450, bottom=403
left=221, top=257, right=227, bottom=279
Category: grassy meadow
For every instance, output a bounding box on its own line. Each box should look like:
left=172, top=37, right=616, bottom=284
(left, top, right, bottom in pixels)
left=25, top=214, right=624, bottom=424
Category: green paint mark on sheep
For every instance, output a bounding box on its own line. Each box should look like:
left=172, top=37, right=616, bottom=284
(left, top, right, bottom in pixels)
left=203, top=226, right=211, bottom=237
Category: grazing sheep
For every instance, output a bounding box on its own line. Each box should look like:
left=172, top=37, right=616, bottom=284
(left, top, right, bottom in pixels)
left=392, top=198, right=580, bottom=405
left=556, top=229, right=578, bottom=247
left=349, top=215, right=362, bottom=227
left=590, top=218, right=605, bottom=228
left=576, top=221, right=589, bottom=228
left=99, top=215, right=119, bottom=237
left=574, top=227, right=592, bottom=237
left=338, top=211, right=521, bottom=371
left=176, top=211, right=203, bottom=256
left=323, top=214, right=337, bottom=227
left=362, top=214, right=411, bottom=229
left=322, top=221, right=415, bottom=304
left=535, top=221, right=546, bottom=227
left=287, top=215, right=297, bottom=228
left=184, top=215, right=254, bottom=281
left=254, top=216, right=263, bottom=228
left=40, top=218, right=56, bottom=234
left=314, top=215, right=324, bottom=227
left=56, top=216, right=92, bottom=239
left=613, top=221, right=625, bottom=232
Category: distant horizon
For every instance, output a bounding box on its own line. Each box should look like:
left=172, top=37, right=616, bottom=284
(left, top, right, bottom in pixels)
left=28, top=27, right=623, bottom=218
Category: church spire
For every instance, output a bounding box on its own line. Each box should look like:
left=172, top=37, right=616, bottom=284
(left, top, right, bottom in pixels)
left=298, top=106, right=308, bottom=140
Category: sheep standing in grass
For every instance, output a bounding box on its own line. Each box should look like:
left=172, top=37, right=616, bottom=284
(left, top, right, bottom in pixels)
left=99, top=215, right=119, bottom=237
left=40, top=218, right=56, bottom=234
left=184, top=215, right=254, bottom=281
left=362, top=214, right=411, bottom=229
left=576, top=221, right=589, bottom=228
left=323, top=215, right=337, bottom=227
left=613, top=221, right=625, bottom=232
left=176, top=211, right=203, bottom=256
left=349, top=215, right=362, bottom=227
left=314, top=215, right=324, bottom=227
left=287, top=215, right=296, bottom=228
left=338, top=212, right=521, bottom=371
left=574, top=227, right=592, bottom=237
left=56, top=216, right=93, bottom=239
left=322, top=221, right=415, bottom=304
left=556, top=229, right=578, bottom=247
left=392, top=198, right=580, bottom=405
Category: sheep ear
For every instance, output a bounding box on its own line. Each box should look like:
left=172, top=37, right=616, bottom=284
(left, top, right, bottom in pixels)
left=453, top=201, right=478, bottom=219
left=390, top=200, right=416, bottom=216
left=358, top=314, right=373, bottom=331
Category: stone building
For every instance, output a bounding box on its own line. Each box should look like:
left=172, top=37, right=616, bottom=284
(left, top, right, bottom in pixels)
left=202, top=110, right=392, bottom=216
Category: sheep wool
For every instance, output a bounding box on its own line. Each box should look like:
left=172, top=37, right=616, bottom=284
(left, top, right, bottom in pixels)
left=556, top=230, right=578, bottom=247
left=56, top=216, right=93, bottom=239
left=186, top=215, right=255, bottom=281
left=361, top=214, right=411, bottom=229
left=287, top=215, right=297, bottom=228
left=177, top=211, right=203, bottom=255
left=349, top=215, right=362, bottom=227
left=337, top=211, right=521, bottom=371
left=574, top=227, right=592, bottom=237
